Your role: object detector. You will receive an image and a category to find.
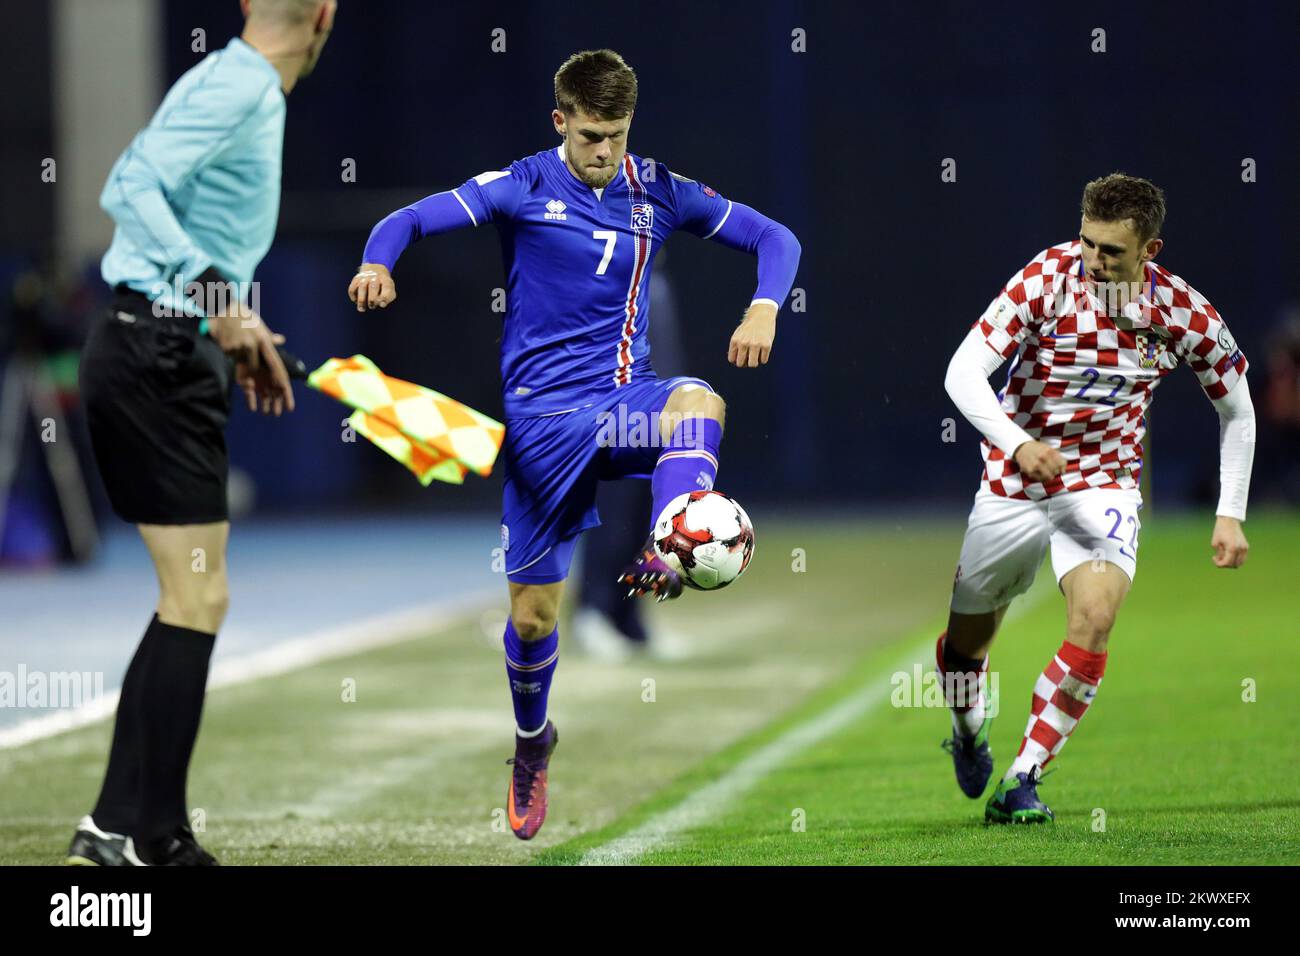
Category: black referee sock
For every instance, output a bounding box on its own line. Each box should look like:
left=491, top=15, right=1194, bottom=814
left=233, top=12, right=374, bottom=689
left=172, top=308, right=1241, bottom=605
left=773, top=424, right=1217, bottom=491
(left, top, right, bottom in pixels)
left=91, top=615, right=159, bottom=834
left=135, top=617, right=217, bottom=844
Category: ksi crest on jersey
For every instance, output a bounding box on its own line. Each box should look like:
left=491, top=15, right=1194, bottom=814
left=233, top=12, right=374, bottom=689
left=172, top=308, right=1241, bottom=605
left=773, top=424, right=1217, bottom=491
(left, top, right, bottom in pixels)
left=631, top=202, right=653, bottom=231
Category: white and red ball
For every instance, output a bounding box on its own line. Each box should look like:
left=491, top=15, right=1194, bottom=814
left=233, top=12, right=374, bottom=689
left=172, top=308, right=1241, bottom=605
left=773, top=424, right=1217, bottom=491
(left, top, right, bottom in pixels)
left=652, top=490, right=755, bottom=590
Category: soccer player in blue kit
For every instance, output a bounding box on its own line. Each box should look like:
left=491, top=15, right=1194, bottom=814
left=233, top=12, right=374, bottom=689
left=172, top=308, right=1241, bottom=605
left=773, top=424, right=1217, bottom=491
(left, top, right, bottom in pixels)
left=348, top=49, right=800, bottom=839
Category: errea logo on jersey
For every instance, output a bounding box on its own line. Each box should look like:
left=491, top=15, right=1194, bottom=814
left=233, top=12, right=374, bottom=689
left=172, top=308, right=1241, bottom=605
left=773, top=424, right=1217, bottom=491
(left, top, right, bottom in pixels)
left=544, top=199, right=567, bottom=221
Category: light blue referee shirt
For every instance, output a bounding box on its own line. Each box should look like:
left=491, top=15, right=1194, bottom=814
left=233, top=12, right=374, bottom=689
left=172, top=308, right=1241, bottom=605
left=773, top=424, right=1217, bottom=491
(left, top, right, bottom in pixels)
left=100, top=37, right=284, bottom=318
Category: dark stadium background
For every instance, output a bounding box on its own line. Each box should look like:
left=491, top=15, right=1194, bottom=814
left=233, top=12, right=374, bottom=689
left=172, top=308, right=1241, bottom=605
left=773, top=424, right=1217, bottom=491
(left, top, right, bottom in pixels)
left=2, top=0, right=1296, bottom=531
left=2, top=0, right=1299, bottom=879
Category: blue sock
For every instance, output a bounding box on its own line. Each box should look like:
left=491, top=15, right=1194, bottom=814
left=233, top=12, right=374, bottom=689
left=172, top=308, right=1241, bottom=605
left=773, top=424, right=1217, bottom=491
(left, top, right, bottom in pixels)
left=650, top=417, right=723, bottom=533
left=503, top=617, right=558, bottom=735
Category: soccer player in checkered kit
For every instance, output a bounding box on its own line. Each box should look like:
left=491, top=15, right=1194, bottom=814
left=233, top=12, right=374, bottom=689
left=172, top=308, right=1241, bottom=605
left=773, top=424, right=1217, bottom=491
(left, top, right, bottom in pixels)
left=349, top=50, right=801, bottom=839
left=938, top=174, right=1254, bottom=823
left=68, top=0, right=336, bottom=865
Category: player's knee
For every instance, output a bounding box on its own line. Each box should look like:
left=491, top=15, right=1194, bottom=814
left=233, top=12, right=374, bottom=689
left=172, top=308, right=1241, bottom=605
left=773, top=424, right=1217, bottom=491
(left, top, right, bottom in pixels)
left=701, top=389, right=726, bottom=424
left=692, top=387, right=725, bottom=417
left=668, top=384, right=726, bottom=422
left=1068, top=602, right=1115, bottom=644
left=512, top=609, right=558, bottom=641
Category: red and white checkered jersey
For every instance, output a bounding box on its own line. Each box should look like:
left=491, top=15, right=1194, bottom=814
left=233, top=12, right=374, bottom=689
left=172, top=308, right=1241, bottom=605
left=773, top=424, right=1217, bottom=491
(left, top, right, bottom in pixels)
left=972, top=240, right=1248, bottom=500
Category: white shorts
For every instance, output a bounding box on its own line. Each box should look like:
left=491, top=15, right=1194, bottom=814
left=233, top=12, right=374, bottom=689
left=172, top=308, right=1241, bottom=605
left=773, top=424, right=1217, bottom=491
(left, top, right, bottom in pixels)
left=949, top=487, right=1143, bottom=614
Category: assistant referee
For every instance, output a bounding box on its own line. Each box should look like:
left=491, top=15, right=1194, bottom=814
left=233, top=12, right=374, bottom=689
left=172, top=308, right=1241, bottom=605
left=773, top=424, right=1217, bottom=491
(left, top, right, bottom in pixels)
left=68, top=0, right=337, bottom=866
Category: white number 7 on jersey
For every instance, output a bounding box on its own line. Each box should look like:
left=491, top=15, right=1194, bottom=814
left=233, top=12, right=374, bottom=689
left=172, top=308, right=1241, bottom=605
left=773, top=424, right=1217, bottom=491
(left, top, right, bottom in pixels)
left=593, top=230, right=617, bottom=275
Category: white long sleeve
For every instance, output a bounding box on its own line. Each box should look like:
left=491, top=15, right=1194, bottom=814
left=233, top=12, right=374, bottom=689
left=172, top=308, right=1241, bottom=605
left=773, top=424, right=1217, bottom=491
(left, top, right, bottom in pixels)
left=944, top=328, right=1035, bottom=457
left=1210, top=378, right=1255, bottom=521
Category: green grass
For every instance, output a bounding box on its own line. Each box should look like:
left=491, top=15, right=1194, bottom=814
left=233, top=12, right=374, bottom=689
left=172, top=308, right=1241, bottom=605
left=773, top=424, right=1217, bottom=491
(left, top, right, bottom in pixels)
left=0, top=518, right=955, bottom=865
left=540, top=512, right=1300, bottom=865
left=4, top=514, right=1296, bottom=865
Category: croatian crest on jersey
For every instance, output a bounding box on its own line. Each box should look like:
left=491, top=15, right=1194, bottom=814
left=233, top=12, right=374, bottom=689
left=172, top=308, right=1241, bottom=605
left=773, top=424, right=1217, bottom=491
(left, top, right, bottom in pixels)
left=1136, top=331, right=1168, bottom=369
left=630, top=202, right=654, bottom=231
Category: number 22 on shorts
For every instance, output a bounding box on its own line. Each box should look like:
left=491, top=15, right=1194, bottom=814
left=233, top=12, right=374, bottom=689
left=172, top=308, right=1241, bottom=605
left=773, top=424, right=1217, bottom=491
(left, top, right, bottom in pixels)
left=1104, top=507, right=1139, bottom=559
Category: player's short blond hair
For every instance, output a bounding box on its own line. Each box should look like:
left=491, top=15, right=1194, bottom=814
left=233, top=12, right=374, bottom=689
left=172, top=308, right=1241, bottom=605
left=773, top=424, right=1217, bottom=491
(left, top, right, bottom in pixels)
left=554, top=50, right=638, bottom=120
left=1081, top=173, right=1167, bottom=241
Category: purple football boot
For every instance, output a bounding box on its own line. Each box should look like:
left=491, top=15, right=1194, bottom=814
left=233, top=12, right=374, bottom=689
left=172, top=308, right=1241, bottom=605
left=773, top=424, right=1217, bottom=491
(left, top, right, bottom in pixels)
left=618, top=535, right=684, bottom=602
left=506, top=720, right=558, bottom=840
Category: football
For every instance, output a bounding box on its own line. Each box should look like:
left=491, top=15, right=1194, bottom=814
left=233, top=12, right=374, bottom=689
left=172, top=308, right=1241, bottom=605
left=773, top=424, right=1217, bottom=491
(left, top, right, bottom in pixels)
left=652, top=490, right=755, bottom=590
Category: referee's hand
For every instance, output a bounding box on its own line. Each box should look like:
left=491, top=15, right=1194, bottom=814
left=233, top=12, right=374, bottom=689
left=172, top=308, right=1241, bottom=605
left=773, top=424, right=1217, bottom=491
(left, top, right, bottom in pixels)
left=208, top=306, right=296, bottom=416
left=349, top=263, right=397, bottom=311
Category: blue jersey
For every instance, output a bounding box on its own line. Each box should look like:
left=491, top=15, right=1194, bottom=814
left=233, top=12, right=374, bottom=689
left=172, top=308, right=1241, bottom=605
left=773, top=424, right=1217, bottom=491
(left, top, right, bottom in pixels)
left=100, top=38, right=285, bottom=316
left=454, top=147, right=739, bottom=417
left=364, top=145, right=799, bottom=582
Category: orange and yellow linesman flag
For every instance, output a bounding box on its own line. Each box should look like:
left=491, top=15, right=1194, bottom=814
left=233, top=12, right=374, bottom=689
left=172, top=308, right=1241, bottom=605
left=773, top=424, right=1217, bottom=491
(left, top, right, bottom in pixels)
left=307, top=355, right=505, bottom=486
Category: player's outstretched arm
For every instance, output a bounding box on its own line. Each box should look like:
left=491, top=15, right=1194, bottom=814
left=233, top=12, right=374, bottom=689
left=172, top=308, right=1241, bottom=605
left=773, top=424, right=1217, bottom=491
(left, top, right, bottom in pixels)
left=710, top=204, right=801, bottom=367
left=350, top=171, right=524, bottom=313
left=943, top=329, right=1065, bottom=481
left=349, top=191, right=475, bottom=312
left=1208, top=378, right=1255, bottom=568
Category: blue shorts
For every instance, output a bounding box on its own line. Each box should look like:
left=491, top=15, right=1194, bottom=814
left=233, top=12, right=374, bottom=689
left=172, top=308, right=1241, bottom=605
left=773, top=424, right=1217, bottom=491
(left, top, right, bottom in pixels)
left=500, top=375, right=712, bottom=584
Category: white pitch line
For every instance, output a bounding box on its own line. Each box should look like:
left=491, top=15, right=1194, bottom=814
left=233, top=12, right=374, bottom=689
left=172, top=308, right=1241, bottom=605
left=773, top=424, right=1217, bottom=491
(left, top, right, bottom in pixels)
left=579, top=577, right=1055, bottom=865
left=0, top=591, right=496, bottom=751
left=578, top=643, right=921, bottom=865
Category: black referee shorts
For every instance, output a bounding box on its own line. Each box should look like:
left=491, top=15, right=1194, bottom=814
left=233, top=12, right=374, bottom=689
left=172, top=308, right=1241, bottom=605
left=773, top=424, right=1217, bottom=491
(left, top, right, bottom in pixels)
left=80, top=289, right=235, bottom=525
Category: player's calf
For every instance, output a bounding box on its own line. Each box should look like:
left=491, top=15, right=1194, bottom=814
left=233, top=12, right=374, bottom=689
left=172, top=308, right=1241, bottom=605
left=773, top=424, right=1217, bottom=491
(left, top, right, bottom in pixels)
left=936, top=631, right=996, bottom=798
left=1065, top=599, right=1119, bottom=653
left=501, top=582, right=563, bottom=837
left=625, top=387, right=726, bottom=602
left=503, top=586, right=562, bottom=731
left=1004, top=640, right=1108, bottom=790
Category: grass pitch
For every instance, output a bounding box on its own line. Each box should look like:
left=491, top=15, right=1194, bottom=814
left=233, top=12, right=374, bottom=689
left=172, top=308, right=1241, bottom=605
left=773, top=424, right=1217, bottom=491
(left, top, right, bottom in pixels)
left=544, top=512, right=1300, bottom=865
left=2, top=513, right=1296, bottom=865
